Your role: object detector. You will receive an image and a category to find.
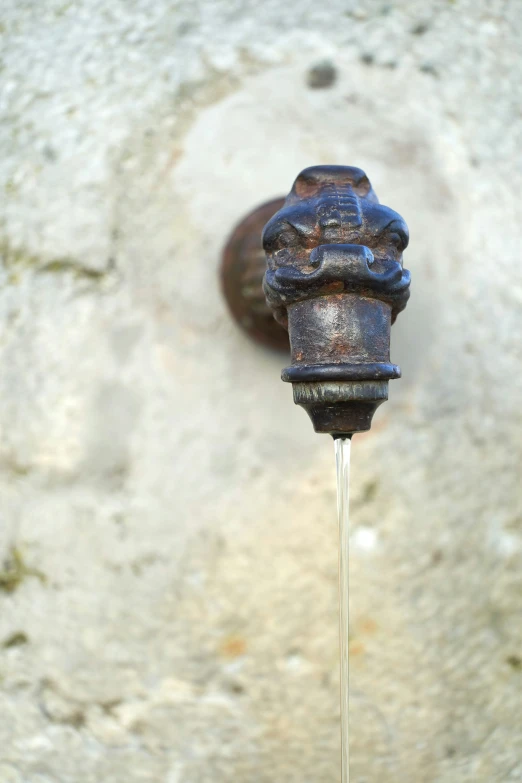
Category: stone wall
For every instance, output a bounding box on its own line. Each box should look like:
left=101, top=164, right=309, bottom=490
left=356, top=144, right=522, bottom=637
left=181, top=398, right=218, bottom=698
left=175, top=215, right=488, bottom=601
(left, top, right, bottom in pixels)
left=1, top=1, right=521, bottom=781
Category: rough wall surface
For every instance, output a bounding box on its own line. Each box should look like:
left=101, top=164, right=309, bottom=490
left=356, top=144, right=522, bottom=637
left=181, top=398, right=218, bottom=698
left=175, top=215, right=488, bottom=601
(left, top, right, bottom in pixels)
left=1, top=1, right=522, bottom=781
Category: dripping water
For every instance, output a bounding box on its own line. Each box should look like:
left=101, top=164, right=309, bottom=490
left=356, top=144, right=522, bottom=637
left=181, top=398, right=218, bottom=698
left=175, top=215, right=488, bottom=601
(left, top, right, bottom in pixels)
left=335, top=436, right=351, bottom=783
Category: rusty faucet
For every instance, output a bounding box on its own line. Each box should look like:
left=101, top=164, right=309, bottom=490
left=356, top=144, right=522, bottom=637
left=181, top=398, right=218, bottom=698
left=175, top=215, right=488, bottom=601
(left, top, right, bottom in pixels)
left=262, top=165, right=411, bottom=437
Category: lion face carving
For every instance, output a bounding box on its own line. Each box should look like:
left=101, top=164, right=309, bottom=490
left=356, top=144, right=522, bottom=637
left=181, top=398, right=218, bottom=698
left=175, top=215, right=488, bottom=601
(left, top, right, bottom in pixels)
left=263, top=166, right=410, bottom=325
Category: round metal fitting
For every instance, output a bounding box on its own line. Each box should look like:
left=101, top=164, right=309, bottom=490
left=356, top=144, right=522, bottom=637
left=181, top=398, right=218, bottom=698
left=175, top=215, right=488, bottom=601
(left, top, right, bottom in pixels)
left=221, top=198, right=289, bottom=351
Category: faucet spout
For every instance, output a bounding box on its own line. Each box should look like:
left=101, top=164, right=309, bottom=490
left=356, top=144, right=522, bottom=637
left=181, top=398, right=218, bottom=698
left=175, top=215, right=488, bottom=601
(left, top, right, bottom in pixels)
left=262, top=165, right=411, bottom=437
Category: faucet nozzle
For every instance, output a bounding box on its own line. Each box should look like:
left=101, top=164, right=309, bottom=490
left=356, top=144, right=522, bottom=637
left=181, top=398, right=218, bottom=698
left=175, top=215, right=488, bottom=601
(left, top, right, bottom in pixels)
left=263, top=165, right=411, bottom=437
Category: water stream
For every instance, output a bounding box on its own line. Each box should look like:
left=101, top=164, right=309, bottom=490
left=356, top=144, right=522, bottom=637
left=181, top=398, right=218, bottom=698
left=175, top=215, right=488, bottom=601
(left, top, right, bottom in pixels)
left=334, top=436, right=351, bottom=783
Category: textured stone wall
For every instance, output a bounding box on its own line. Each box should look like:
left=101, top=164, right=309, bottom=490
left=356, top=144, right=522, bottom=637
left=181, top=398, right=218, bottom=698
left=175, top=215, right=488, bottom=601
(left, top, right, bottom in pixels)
left=1, top=1, right=522, bottom=781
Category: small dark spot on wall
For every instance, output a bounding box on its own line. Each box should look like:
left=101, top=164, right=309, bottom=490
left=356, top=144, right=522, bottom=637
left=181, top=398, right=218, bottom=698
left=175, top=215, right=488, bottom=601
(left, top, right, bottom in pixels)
left=469, top=157, right=480, bottom=168
left=419, top=62, right=439, bottom=78
left=446, top=746, right=456, bottom=758
left=380, top=4, right=393, bottom=15
left=362, top=480, right=378, bottom=504
left=360, top=53, right=374, bottom=66
left=3, top=631, right=29, bottom=649
left=507, top=655, right=522, bottom=670
left=131, top=552, right=159, bottom=577
left=65, top=710, right=86, bottom=729
left=43, top=145, right=57, bottom=162
left=411, top=21, right=430, bottom=35
left=431, top=549, right=443, bottom=566
left=226, top=681, right=245, bottom=695
left=307, top=61, right=337, bottom=89
left=177, top=21, right=193, bottom=36
left=101, top=698, right=122, bottom=715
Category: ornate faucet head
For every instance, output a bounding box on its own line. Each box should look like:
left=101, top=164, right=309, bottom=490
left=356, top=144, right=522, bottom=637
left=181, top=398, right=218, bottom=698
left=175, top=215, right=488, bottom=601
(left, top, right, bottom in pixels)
left=263, top=165, right=411, bottom=437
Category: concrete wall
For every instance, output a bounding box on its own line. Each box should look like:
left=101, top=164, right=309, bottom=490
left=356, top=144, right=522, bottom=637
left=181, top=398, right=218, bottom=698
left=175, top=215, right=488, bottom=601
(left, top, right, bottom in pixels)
left=1, top=1, right=521, bottom=781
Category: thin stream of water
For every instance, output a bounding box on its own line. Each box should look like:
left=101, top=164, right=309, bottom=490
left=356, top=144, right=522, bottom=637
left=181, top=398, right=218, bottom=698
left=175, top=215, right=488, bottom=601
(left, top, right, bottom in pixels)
left=335, top=436, right=351, bottom=783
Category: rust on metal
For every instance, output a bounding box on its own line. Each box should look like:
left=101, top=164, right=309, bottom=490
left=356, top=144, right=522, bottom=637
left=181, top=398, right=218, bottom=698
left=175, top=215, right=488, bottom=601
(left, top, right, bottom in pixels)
left=221, top=198, right=289, bottom=351
left=263, top=165, right=411, bottom=436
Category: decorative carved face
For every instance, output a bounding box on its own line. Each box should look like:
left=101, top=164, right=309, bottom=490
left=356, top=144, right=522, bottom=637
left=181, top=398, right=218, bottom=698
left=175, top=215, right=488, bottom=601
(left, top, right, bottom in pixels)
left=262, top=166, right=411, bottom=327
left=263, top=165, right=409, bottom=275
left=262, top=165, right=411, bottom=436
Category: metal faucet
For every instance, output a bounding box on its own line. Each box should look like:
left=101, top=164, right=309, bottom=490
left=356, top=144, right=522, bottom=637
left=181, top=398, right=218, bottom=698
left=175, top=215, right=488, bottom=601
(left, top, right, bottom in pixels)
left=262, top=165, right=411, bottom=437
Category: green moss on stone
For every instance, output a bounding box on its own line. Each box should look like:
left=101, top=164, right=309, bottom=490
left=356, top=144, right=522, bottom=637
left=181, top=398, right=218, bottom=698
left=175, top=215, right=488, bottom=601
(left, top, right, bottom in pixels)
left=0, top=238, right=110, bottom=281
left=2, top=631, right=29, bottom=648
left=0, top=546, right=46, bottom=594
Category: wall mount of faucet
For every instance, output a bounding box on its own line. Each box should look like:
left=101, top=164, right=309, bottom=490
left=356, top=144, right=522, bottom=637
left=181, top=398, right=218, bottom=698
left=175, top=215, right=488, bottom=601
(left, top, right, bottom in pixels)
left=221, top=198, right=289, bottom=352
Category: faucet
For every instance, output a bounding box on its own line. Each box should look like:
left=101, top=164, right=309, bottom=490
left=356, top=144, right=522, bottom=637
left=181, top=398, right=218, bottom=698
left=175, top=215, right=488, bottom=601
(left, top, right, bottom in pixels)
left=262, top=165, right=411, bottom=437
